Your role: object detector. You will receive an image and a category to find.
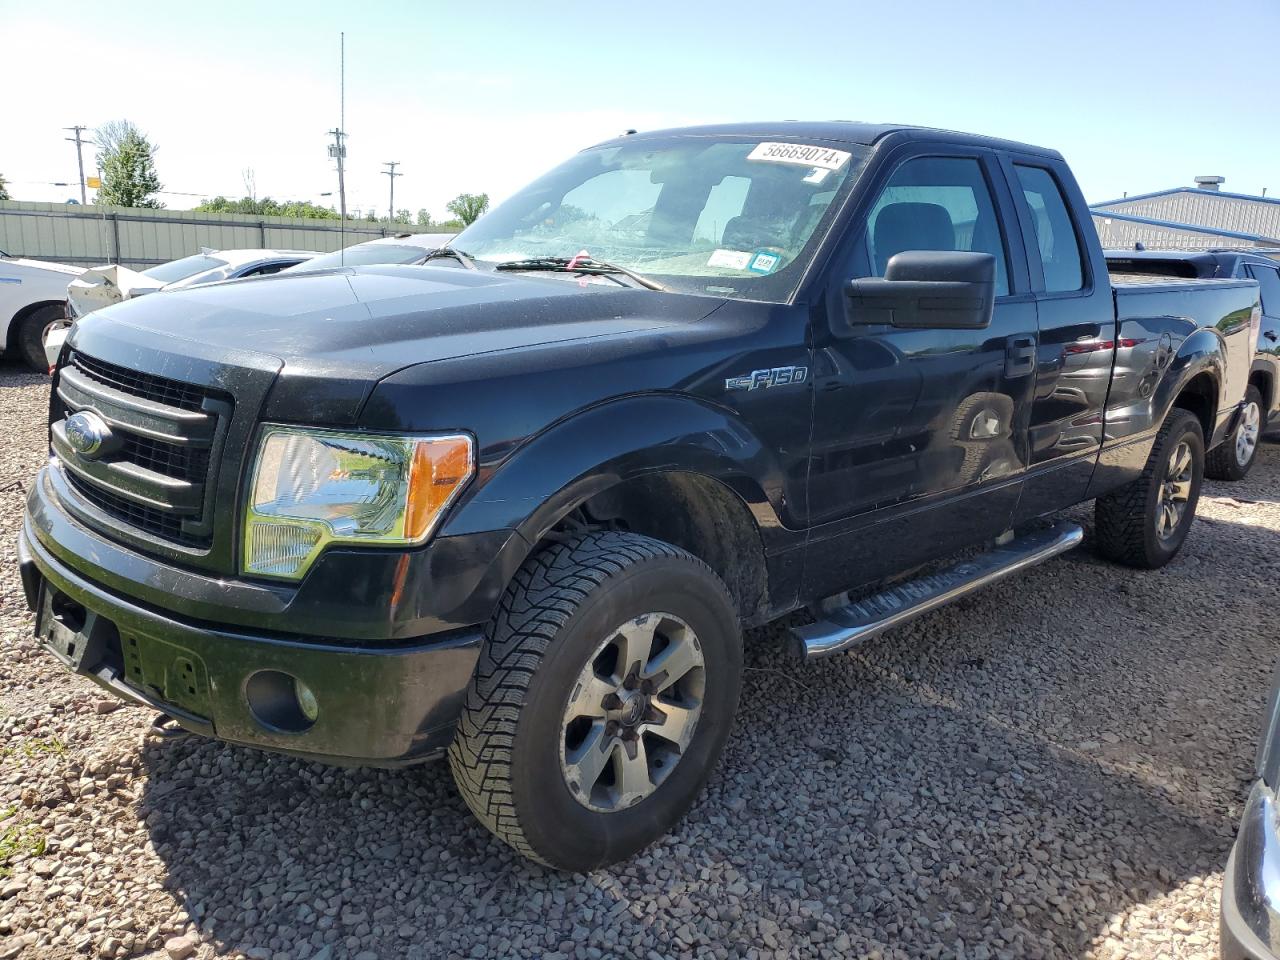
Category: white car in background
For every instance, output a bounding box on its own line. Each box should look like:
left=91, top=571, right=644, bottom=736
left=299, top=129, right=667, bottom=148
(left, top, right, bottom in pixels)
left=46, top=249, right=319, bottom=369
left=47, top=237, right=457, bottom=368
left=0, top=251, right=85, bottom=371
left=65, top=248, right=318, bottom=318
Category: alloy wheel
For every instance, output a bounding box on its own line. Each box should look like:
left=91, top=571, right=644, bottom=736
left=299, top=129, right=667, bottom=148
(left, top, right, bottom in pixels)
left=1235, top=401, right=1261, bottom=467
left=560, top=612, right=705, bottom=813
left=1155, top=440, right=1193, bottom=540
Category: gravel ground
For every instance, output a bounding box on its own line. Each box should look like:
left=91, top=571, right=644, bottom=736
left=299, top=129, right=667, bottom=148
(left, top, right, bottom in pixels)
left=1, top=360, right=1278, bottom=960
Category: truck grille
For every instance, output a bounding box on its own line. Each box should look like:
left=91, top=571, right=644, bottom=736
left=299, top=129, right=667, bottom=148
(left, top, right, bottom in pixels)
left=52, top=351, right=232, bottom=549
left=65, top=472, right=198, bottom=545
left=70, top=352, right=212, bottom=412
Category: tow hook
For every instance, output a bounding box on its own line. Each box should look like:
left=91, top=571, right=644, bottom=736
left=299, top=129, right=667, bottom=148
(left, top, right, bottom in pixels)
left=147, top=712, right=192, bottom=742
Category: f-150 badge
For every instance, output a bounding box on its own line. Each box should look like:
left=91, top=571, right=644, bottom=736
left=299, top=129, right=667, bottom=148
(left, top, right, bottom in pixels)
left=725, top=366, right=809, bottom=392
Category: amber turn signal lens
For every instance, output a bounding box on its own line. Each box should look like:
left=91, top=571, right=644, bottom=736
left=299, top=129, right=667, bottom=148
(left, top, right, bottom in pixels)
left=406, top=435, right=475, bottom=541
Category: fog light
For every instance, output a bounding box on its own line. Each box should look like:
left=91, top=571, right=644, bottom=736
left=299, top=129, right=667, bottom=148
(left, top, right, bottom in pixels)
left=244, top=670, right=319, bottom=733
left=295, top=679, right=319, bottom=722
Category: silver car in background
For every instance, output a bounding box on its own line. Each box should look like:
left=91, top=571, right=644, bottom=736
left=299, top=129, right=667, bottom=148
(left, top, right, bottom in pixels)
left=1223, top=665, right=1280, bottom=959
left=281, top=232, right=457, bottom=272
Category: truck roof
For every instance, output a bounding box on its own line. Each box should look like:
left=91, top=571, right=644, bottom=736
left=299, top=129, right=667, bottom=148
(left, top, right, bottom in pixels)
left=600, top=121, right=1063, bottom=160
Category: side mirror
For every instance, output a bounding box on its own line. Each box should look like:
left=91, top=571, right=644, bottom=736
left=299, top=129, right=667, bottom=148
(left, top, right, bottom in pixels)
left=843, top=250, right=995, bottom=331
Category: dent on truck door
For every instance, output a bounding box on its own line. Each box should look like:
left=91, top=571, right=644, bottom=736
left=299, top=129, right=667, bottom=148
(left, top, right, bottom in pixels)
left=802, top=151, right=1035, bottom=601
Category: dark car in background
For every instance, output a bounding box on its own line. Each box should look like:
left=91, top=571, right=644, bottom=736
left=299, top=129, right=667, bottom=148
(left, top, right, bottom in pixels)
left=1107, top=249, right=1280, bottom=479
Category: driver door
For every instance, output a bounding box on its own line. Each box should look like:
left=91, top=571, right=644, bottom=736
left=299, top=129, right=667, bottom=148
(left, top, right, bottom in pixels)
left=802, top=147, right=1038, bottom=601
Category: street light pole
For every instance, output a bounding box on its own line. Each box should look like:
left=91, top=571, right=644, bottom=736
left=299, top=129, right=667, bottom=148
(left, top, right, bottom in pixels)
left=382, top=162, right=401, bottom=222
left=64, top=125, right=89, bottom=204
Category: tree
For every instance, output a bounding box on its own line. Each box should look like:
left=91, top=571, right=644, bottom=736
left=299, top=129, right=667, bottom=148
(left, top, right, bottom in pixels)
left=447, top=192, right=489, bottom=226
left=416, top=208, right=432, bottom=227
left=0, top=173, right=9, bottom=201
left=365, top=210, right=378, bottom=222
left=94, top=120, right=163, bottom=208
left=394, top=209, right=411, bottom=224
left=193, top=196, right=338, bottom=219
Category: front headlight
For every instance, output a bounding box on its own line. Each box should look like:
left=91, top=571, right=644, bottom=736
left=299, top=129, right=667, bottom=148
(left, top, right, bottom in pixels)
left=243, top=426, right=474, bottom=580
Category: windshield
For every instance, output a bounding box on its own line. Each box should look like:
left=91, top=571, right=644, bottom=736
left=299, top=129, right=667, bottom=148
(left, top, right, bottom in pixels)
left=142, top=254, right=227, bottom=284
left=292, top=243, right=431, bottom=272
left=452, top=136, right=870, bottom=301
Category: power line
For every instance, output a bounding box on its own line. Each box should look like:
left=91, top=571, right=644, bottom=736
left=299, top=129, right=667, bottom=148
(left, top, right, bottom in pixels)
left=382, top=162, right=401, bottom=221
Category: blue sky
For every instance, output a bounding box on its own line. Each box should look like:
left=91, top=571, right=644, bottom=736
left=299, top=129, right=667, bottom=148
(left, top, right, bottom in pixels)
left=4, top=0, right=1278, bottom=216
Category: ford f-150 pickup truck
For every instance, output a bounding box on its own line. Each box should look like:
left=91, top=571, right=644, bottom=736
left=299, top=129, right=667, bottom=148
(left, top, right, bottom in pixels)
left=20, top=122, right=1261, bottom=871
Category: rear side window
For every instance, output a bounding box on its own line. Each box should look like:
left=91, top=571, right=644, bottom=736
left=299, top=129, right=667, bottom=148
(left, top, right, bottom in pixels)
left=1014, top=165, right=1084, bottom=293
left=865, top=155, right=1010, bottom=295
left=1247, top=263, right=1280, bottom=315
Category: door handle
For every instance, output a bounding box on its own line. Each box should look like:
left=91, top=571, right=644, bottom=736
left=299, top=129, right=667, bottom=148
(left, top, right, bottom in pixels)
left=1005, top=336, right=1037, bottom=377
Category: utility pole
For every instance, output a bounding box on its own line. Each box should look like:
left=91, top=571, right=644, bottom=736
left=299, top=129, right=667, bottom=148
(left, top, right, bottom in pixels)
left=327, top=128, right=347, bottom=222
left=64, top=125, right=89, bottom=204
left=382, top=162, right=401, bottom=222
left=332, top=32, right=347, bottom=255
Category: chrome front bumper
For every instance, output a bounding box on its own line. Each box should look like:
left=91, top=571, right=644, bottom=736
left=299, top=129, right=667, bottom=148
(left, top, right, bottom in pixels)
left=1223, top=781, right=1280, bottom=960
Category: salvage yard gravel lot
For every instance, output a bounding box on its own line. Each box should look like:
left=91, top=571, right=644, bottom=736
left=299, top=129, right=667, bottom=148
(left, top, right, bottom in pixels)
left=1, top=361, right=1278, bottom=960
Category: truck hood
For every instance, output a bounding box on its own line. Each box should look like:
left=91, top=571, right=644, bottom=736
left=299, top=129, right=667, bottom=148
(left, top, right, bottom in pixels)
left=66, top=263, right=724, bottom=423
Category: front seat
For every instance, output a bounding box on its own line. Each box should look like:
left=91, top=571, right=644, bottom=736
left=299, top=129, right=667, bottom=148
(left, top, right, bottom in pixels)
left=871, top=202, right=956, bottom=275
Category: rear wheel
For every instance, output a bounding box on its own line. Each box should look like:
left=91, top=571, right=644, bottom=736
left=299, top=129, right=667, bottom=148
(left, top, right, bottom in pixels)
left=448, top=531, right=742, bottom=871
left=1205, top=385, right=1264, bottom=481
left=16, top=304, right=65, bottom=373
left=1094, top=408, right=1204, bottom=569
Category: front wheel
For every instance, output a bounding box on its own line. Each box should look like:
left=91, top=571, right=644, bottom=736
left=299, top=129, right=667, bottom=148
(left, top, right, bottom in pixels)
left=1094, top=408, right=1204, bottom=569
left=16, top=304, right=65, bottom=373
left=1205, top=385, right=1265, bottom=481
left=448, top=531, right=742, bottom=871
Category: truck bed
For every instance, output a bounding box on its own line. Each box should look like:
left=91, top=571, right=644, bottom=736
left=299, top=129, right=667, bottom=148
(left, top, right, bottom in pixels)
left=1106, top=272, right=1259, bottom=450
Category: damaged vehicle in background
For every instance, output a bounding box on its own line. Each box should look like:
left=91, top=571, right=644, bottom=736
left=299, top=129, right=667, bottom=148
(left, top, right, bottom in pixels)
left=44, top=249, right=320, bottom=368
left=21, top=122, right=1261, bottom=872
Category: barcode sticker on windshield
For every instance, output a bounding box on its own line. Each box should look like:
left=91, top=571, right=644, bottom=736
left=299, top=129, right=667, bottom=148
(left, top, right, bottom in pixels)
left=748, top=142, right=851, bottom=171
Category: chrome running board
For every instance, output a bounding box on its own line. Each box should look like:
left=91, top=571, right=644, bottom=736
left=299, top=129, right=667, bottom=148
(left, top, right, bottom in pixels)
left=792, top=521, right=1084, bottom=660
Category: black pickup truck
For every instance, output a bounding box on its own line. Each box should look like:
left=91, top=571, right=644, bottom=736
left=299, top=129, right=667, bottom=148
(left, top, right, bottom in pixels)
left=21, top=122, right=1260, bottom=871
left=1106, top=248, right=1280, bottom=479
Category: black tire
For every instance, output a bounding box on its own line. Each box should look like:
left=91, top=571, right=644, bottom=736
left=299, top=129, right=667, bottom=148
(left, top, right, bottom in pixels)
left=15, top=304, right=64, bottom=373
left=448, top=531, right=742, bottom=871
left=1205, top=385, right=1265, bottom=481
left=1094, top=408, right=1204, bottom=569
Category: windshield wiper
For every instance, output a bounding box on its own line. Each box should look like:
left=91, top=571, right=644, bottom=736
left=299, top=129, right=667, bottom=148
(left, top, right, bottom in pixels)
left=421, top=247, right=478, bottom=270
left=494, top=256, right=667, bottom=291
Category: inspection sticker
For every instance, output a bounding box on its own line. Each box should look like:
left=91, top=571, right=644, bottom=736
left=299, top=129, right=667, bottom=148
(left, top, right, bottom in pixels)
left=747, top=142, right=851, bottom=172
left=748, top=251, right=781, bottom=275
left=707, top=249, right=752, bottom=270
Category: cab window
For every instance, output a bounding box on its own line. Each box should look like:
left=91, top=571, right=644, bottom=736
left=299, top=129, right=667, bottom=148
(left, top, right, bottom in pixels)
left=1014, top=165, right=1084, bottom=293
left=863, top=156, right=1010, bottom=295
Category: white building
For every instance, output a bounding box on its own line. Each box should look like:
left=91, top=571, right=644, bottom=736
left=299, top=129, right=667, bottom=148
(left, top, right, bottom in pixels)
left=1091, top=177, right=1280, bottom=252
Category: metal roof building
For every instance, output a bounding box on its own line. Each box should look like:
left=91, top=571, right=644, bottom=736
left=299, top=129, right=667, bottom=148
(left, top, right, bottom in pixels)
left=1090, top=177, right=1280, bottom=251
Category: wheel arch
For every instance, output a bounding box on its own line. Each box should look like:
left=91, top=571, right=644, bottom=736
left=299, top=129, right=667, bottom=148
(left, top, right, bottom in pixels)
left=440, top=394, right=789, bottom=624
left=1250, top=360, right=1275, bottom=419
left=1169, top=369, right=1219, bottom=442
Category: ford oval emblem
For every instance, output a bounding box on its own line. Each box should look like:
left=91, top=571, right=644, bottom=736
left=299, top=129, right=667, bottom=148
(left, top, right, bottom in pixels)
left=64, top=411, right=111, bottom=458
